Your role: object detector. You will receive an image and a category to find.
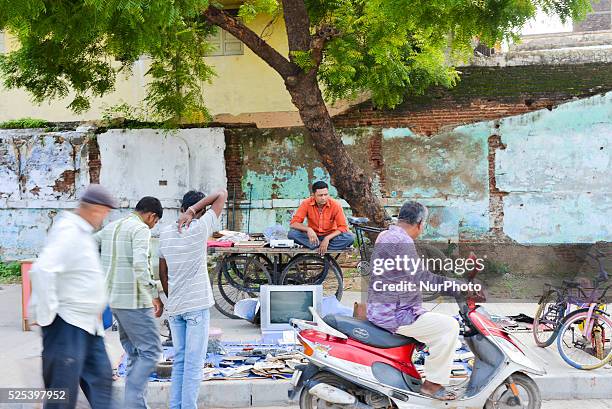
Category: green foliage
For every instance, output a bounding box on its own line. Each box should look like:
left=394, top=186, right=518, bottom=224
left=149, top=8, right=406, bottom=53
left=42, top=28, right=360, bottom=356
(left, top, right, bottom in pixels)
left=0, top=0, right=215, bottom=123
left=290, top=50, right=316, bottom=72
left=0, top=117, right=51, bottom=129
left=308, top=0, right=590, bottom=108
left=145, top=21, right=217, bottom=125
left=0, top=261, right=21, bottom=283
left=238, top=0, right=280, bottom=22
left=0, top=0, right=590, bottom=119
left=102, top=103, right=148, bottom=123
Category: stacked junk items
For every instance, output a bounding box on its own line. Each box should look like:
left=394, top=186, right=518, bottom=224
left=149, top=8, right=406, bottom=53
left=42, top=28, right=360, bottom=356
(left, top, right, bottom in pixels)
left=113, top=311, right=531, bottom=384
left=115, top=337, right=307, bottom=382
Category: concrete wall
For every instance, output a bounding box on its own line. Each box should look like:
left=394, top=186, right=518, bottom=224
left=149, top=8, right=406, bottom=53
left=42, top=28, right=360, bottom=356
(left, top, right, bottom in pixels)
left=573, top=0, right=612, bottom=32
left=225, top=92, right=612, bottom=244
left=1, top=94, right=610, bottom=259
left=0, top=128, right=226, bottom=260
left=494, top=93, right=611, bottom=243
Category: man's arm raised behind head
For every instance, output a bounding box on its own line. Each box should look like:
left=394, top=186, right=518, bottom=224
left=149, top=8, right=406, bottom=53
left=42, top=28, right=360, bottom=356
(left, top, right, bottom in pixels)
left=189, top=189, right=228, bottom=217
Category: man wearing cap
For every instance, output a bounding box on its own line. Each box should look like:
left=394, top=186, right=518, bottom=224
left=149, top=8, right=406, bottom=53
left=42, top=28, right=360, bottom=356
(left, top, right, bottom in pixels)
left=95, top=196, right=164, bottom=409
left=29, top=184, right=118, bottom=409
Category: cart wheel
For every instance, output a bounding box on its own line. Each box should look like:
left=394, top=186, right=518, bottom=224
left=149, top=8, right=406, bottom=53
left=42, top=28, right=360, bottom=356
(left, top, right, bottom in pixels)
left=212, top=257, right=254, bottom=319
left=223, top=254, right=272, bottom=294
left=280, top=254, right=343, bottom=300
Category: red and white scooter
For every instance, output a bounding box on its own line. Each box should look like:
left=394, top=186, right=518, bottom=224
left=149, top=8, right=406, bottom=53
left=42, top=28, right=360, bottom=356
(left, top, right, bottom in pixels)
left=289, top=273, right=544, bottom=409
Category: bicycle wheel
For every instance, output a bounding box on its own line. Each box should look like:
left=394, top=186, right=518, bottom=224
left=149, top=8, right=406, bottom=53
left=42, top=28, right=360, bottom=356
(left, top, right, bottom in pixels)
left=532, top=290, right=565, bottom=347
left=280, top=254, right=343, bottom=300
left=212, top=258, right=253, bottom=319
left=223, top=254, right=272, bottom=294
left=556, top=308, right=612, bottom=370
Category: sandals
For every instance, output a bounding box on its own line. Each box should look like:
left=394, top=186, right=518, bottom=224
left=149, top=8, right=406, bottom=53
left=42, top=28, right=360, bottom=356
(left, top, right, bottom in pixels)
left=422, top=387, right=457, bottom=401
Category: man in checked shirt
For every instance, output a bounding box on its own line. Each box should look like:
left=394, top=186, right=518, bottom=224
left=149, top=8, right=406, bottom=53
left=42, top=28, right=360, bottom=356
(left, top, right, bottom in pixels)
left=96, top=196, right=164, bottom=409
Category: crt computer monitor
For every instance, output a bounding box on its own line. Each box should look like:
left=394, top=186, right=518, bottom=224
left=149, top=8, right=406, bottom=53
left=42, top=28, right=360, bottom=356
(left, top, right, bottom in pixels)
left=259, top=285, right=323, bottom=332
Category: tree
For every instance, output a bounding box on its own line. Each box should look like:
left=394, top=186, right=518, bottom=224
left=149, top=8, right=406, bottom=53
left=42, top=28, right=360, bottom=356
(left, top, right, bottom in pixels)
left=0, top=0, right=589, bottom=226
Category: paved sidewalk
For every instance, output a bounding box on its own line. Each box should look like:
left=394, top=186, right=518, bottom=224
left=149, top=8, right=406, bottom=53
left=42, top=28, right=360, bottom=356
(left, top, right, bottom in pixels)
left=210, top=402, right=612, bottom=409
left=2, top=285, right=611, bottom=408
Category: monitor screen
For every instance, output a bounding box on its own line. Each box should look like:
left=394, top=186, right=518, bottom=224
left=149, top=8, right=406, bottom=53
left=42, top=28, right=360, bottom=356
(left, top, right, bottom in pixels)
left=269, top=290, right=314, bottom=323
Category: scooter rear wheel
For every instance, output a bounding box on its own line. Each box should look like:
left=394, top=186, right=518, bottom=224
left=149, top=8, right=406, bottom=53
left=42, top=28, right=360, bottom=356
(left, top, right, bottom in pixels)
left=484, top=373, right=541, bottom=409
left=299, top=372, right=358, bottom=409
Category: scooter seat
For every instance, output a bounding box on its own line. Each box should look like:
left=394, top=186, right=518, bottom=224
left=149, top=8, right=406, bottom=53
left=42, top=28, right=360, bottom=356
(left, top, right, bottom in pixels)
left=323, top=315, right=418, bottom=348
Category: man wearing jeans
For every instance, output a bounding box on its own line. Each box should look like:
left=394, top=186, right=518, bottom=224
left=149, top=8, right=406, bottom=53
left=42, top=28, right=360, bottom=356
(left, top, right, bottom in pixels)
left=158, top=188, right=227, bottom=409
left=96, top=196, right=164, bottom=409
left=288, top=181, right=354, bottom=254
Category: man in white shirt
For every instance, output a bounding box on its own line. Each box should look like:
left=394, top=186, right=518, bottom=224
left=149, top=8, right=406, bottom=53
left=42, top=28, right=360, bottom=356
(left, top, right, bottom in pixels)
left=158, top=188, right=227, bottom=409
left=29, top=184, right=118, bottom=409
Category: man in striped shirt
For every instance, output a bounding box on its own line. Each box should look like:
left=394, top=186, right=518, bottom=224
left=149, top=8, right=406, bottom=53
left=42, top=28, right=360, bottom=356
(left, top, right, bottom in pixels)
left=96, top=196, right=164, bottom=409
left=158, top=188, right=227, bottom=409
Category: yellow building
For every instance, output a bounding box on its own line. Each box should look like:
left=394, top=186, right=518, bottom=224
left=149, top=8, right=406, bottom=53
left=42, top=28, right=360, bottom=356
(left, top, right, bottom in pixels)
left=0, top=11, right=354, bottom=127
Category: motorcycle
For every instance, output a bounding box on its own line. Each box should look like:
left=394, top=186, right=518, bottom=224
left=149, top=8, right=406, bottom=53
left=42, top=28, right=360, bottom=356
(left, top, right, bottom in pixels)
left=289, top=274, right=544, bottom=409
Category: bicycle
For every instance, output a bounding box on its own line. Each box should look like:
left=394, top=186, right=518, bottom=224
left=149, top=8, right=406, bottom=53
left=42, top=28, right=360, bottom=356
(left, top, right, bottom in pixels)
left=532, top=249, right=609, bottom=348
left=556, top=296, right=612, bottom=369
left=533, top=250, right=612, bottom=369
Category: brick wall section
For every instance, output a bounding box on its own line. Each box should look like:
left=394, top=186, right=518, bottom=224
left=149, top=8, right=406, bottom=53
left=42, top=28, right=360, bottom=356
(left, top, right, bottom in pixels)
left=87, top=136, right=101, bottom=184
left=52, top=170, right=77, bottom=194
left=488, top=134, right=508, bottom=234
left=224, top=129, right=245, bottom=229
left=224, top=130, right=244, bottom=200
left=333, top=63, right=612, bottom=134
left=367, top=130, right=386, bottom=195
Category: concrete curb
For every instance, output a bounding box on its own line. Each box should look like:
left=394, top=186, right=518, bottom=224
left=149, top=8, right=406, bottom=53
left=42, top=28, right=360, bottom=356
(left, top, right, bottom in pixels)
left=114, top=379, right=293, bottom=409
left=535, top=371, right=612, bottom=400
left=114, top=369, right=612, bottom=408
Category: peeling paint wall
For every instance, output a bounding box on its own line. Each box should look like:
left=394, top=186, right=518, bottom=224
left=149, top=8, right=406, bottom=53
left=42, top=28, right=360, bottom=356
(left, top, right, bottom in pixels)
left=226, top=92, right=611, bottom=244
left=0, top=128, right=226, bottom=259
left=2, top=94, right=611, bottom=259
left=495, top=93, right=612, bottom=243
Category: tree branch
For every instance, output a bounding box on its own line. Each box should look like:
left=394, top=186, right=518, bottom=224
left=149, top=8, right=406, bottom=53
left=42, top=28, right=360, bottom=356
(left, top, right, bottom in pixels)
left=202, top=6, right=296, bottom=79
left=280, top=0, right=312, bottom=53
left=310, top=24, right=341, bottom=68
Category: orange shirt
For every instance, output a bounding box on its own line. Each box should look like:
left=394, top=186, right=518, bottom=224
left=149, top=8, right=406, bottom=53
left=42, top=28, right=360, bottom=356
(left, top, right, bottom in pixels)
left=290, top=197, right=349, bottom=236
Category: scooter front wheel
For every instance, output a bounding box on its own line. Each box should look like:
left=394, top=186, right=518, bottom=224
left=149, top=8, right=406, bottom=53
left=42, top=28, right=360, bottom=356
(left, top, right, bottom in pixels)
left=484, top=373, right=541, bottom=409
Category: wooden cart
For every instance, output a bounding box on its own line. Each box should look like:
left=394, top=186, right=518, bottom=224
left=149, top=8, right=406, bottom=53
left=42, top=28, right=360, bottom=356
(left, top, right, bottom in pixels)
left=208, top=246, right=352, bottom=319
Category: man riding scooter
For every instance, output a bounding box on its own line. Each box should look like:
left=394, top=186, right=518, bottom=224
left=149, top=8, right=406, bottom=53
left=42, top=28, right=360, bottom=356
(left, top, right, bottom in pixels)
left=368, top=201, right=465, bottom=401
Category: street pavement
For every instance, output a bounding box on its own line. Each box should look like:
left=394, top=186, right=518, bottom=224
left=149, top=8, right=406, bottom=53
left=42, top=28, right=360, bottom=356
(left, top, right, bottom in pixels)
left=1, top=284, right=611, bottom=408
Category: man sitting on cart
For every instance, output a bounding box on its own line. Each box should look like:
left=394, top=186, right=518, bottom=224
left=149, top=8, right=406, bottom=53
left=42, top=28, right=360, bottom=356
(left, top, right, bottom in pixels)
left=288, top=181, right=354, bottom=254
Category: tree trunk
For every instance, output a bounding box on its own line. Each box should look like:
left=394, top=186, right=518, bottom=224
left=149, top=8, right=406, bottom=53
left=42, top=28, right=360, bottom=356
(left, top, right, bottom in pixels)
left=286, top=74, right=388, bottom=226
left=202, top=6, right=388, bottom=226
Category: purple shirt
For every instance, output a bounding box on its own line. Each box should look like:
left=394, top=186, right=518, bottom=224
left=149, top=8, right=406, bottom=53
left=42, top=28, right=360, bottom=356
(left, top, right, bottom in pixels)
left=366, top=225, right=449, bottom=333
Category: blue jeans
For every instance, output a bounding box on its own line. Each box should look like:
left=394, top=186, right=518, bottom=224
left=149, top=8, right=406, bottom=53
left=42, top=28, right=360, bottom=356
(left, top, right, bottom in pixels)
left=41, top=316, right=115, bottom=409
left=169, top=309, right=210, bottom=409
left=288, top=229, right=354, bottom=250
left=112, top=308, right=162, bottom=409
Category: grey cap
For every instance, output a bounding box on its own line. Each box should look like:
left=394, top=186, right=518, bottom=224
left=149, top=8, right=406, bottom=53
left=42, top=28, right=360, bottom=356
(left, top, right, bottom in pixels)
left=80, top=184, right=118, bottom=209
